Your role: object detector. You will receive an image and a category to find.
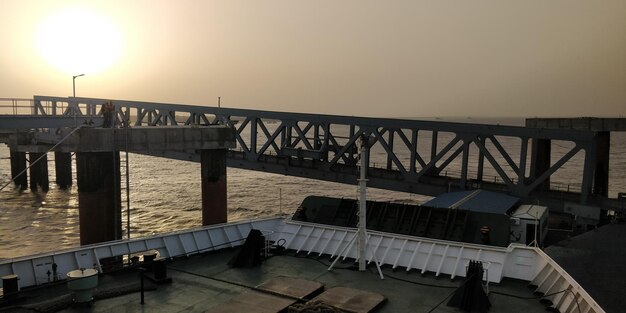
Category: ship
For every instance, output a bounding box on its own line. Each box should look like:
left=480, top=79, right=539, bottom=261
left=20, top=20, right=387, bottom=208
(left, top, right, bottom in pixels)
left=0, top=191, right=611, bottom=313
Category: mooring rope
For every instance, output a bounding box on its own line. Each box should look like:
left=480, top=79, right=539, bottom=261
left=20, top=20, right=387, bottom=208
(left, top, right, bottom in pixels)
left=287, top=300, right=341, bottom=313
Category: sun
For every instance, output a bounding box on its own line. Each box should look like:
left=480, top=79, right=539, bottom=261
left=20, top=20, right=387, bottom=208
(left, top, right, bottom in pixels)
left=36, top=7, right=123, bottom=75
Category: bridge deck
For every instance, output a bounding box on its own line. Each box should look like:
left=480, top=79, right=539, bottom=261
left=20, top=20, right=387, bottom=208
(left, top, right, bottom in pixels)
left=1, top=96, right=623, bottom=212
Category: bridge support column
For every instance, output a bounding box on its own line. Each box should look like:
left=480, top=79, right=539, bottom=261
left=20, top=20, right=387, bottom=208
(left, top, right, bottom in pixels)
left=9, top=151, right=27, bottom=190
left=54, top=152, right=73, bottom=189
left=531, top=139, right=551, bottom=190
left=201, top=149, right=227, bottom=226
left=593, top=131, right=610, bottom=196
left=29, top=152, right=49, bottom=192
left=76, top=152, right=121, bottom=245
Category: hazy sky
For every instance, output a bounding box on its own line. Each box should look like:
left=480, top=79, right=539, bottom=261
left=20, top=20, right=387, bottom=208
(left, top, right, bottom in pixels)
left=0, top=0, right=624, bottom=117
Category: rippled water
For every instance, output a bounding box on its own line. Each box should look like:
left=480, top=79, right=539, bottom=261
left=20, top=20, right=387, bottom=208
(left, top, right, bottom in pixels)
left=0, top=146, right=425, bottom=259
left=1, top=118, right=624, bottom=259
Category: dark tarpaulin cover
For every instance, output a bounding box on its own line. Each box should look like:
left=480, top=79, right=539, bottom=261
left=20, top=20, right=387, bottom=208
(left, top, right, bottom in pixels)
left=447, top=260, right=491, bottom=312
left=228, top=229, right=265, bottom=268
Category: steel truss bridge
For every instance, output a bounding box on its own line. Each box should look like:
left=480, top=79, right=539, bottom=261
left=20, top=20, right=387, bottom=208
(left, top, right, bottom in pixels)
left=0, top=96, right=622, bottom=210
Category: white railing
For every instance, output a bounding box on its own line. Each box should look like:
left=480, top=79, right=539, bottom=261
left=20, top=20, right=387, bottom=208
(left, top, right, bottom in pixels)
left=0, top=217, right=283, bottom=289
left=277, top=220, right=529, bottom=283
left=528, top=248, right=605, bottom=313
left=0, top=216, right=605, bottom=313
left=276, top=220, right=604, bottom=313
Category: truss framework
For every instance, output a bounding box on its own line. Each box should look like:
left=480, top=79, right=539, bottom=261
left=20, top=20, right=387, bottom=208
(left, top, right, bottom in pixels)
left=25, top=96, right=607, bottom=207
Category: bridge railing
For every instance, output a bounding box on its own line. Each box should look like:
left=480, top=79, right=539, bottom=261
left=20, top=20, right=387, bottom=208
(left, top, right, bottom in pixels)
left=0, top=98, right=35, bottom=115
left=25, top=96, right=605, bottom=206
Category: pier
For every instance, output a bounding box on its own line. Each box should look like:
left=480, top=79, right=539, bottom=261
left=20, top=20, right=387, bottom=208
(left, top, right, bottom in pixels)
left=1, top=97, right=624, bottom=244
left=2, top=122, right=235, bottom=245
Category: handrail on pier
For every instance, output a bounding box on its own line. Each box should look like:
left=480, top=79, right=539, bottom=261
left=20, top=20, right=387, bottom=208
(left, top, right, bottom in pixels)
left=0, top=98, right=35, bottom=115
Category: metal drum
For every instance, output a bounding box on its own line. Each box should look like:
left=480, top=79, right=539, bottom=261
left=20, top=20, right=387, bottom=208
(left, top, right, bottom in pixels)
left=66, top=269, right=99, bottom=304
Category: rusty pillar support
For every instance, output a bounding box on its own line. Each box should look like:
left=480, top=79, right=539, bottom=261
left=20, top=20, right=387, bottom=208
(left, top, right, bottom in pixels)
left=201, top=149, right=227, bottom=226
left=593, top=131, right=610, bottom=196
left=530, top=139, right=551, bottom=191
left=10, top=150, right=27, bottom=190
left=29, top=152, right=49, bottom=192
left=76, top=152, right=121, bottom=245
left=54, top=152, right=73, bottom=189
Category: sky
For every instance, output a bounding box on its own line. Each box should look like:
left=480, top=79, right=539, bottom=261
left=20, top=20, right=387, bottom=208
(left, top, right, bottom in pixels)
left=0, top=0, right=624, bottom=118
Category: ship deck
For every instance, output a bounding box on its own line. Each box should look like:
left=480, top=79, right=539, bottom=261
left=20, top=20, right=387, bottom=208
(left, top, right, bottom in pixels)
left=545, top=221, right=626, bottom=313
left=5, top=248, right=551, bottom=313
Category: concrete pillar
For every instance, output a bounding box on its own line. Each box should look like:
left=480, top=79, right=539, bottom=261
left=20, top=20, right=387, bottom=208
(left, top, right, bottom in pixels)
left=9, top=151, right=27, bottom=190
left=29, top=152, right=49, bottom=192
left=593, top=131, right=610, bottom=196
left=201, top=149, right=227, bottom=226
left=54, top=152, right=73, bottom=189
left=76, top=152, right=122, bottom=245
left=530, top=139, right=551, bottom=190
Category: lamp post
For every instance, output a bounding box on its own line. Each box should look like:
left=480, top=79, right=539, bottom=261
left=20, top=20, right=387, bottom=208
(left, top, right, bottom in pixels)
left=72, top=74, right=85, bottom=126
left=72, top=74, right=85, bottom=97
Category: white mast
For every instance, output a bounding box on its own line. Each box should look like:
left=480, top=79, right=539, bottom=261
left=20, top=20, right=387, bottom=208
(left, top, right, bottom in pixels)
left=357, top=134, right=368, bottom=271
left=328, top=133, right=383, bottom=279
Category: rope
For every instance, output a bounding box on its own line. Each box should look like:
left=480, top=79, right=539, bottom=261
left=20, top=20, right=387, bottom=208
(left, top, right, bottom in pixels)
left=287, top=300, right=341, bottom=313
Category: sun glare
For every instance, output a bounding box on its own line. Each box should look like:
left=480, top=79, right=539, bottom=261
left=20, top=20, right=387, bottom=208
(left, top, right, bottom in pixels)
left=36, top=7, right=123, bottom=75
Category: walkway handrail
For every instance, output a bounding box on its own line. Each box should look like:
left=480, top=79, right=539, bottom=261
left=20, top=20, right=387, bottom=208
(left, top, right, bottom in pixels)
left=0, top=98, right=35, bottom=115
